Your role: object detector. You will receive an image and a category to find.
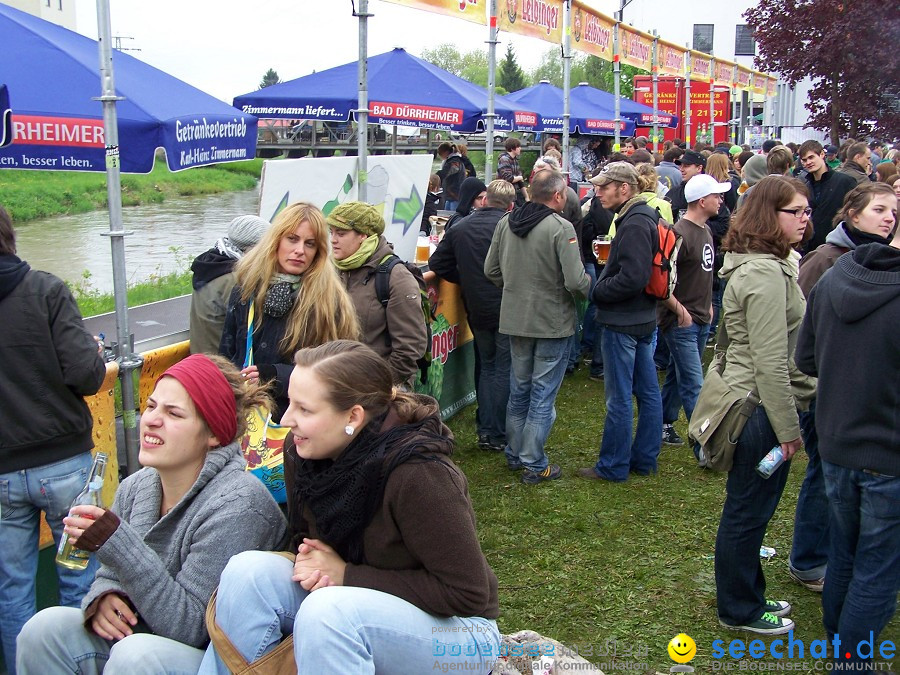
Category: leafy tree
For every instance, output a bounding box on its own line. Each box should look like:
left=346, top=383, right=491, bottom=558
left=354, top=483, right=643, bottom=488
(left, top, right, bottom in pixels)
left=530, top=48, right=563, bottom=87
left=460, top=50, right=489, bottom=88
left=421, top=44, right=464, bottom=76
left=258, top=68, right=281, bottom=89
left=745, top=0, right=899, bottom=143
left=498, top=44, right=527, bottom=93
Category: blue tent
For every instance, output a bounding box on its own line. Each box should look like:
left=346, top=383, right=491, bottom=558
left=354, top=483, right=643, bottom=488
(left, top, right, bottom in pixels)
left=572, top=83, right=678, bottom=130
left=0, top=3, right=257, bottom=173
left=0, top=84, right=11, bottom=148
left=234, top=48, right=538, bottom=134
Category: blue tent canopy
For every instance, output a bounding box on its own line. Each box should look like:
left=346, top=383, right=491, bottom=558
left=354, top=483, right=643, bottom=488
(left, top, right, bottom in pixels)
left=234, top=48, right=538, bottom=134
left=0, top=3, right=257, bottom=173
left=0, top=84, right=11, bottom=148
left=572, top=83, right=679, bottom=130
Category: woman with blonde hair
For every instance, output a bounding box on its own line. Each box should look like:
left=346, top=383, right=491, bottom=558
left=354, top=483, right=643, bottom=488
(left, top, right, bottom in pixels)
left=707, top=153, right=740, bottom=212
left=455, top=141, right=477, bottom=179
left=219, top=202, right=359, bottom=420
left=607, top=163, right=672, bottom=238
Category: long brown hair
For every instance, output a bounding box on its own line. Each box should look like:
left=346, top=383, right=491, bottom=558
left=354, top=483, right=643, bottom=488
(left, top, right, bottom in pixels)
left=293, top=340, right=420, bottom=421
left=723, top=176, right=809, bottom=259
left=234, top=203, right=359, bottom=356
left=705, top=153, right=731, bottom=183
left=834, top=182, right=897, bottom=228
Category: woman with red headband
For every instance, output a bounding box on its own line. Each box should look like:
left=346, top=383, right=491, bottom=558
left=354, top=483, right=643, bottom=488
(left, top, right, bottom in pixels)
left=16, top=354, right=288, bottom=674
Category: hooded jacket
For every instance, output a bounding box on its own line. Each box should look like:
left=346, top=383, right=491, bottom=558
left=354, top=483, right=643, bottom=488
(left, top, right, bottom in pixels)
left=484, top=205, right=589, bottom=338
left=795, top=244, right=900, bottom=475
left=797, top=222, right=892, bottom=297
left=0, top=255, right=106, bottom=472
left=446, top=177, right=487, bottom=229
left=189, top=249, right=238, bottom=355
left=718, top=252, right=816, bottom=443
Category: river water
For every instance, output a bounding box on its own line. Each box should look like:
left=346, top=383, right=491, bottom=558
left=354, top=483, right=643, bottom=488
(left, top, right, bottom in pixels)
left=15, top=188, right=260, bottom=293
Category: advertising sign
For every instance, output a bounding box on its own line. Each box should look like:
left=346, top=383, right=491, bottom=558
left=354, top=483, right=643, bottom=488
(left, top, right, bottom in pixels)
left=571, top=2, right=614, bottom=62
left=632, top=76, right=729, bottom=144
left=689, top=51, right=712, bottom=83
left=657, top=41, right=686, bottom=77
left=380, top=0, right=486, bottom=24
left=497, top=0, right=564, bottom=44
left=619, top=25, right=653, bottom=71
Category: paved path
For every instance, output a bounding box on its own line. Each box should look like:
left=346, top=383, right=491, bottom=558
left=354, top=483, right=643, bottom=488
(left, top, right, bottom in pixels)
left=83, top=294, right=191, bottom=352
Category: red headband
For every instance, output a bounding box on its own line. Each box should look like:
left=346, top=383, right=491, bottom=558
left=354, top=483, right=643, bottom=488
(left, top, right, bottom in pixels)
left=158, top=355, right=237, bottom=446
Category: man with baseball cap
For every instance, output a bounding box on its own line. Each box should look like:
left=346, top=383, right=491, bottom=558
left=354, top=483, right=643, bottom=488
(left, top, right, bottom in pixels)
left=666, top=150, right=706, bottom=222
left=578, top=162, right=663, bottom=483
left=658, top=175, right=729, bottom=452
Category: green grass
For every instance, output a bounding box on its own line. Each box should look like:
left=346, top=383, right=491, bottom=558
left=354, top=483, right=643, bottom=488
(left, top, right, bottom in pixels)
left=2, top=158, right=263, bottom=222
left=448, top=365, right=899, bottom=672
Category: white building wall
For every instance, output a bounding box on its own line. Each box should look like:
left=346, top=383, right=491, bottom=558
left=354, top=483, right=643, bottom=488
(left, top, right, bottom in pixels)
left=1, top=0, right=76, bottom=30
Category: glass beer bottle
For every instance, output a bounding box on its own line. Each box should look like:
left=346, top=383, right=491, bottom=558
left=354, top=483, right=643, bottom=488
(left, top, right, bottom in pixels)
left=56, top=452, right=109, bottom=570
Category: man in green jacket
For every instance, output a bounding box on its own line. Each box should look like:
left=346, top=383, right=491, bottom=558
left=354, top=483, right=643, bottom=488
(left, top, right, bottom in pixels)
left=484, top=170, right=590, bottom=485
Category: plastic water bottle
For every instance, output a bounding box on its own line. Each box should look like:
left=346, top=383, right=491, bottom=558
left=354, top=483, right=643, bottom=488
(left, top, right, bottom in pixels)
left=56, top=452, right=108, bottom=570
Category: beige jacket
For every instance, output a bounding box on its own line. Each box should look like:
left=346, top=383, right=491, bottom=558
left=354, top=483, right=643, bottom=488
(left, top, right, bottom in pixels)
left=718, top=252, right=816, bottom=443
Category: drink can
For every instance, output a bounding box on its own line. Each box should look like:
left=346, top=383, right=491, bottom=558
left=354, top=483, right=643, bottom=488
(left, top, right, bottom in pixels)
left=756, top=446, right=785, bottom=479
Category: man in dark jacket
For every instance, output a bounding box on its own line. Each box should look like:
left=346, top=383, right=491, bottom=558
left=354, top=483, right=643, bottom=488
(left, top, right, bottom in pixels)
left=795, top=243, right=900, bottom=667
left=837, top=142, right=873, bottom=186
left=430, top=180, right=515, bottom=453
left=0, top=206, right=106, bottom=674
left=799, top=140, right=857, bottom=253
left=578, top=162, right=662, bottom=482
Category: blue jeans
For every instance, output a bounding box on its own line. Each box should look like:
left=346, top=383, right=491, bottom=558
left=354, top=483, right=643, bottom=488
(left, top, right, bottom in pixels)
left=471, top=328, right=511, bottom=445
left=661, top=322, right=710, bottom=425
left=653, top=327, right=670, bottom=370
left=789, top=398, right=829, bottom=580
left=821, top=460, right=900, bottom=663
left=715, top=406, right=791, bottom=626
left=710, top=277, right=726, bottom=338
left=444, top=200, right=459, bottom=212
left=594, top=328, right=663, bottom=481
left=506, top=336, right=570, bottom=473
left=580, top=264, right=598, bottom=351
left=0, top=453, right=100, bottom=675
left=199, top=551, right=499, bottom=675
left=16, top=606, right=204, bottom=674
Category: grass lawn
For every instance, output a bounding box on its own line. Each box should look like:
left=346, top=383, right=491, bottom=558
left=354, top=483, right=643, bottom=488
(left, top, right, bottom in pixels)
left=447, top=365, right=899, bottom=672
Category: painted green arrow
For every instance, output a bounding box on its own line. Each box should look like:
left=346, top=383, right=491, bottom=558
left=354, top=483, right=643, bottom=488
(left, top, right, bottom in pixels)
left=392, top=184, right=424, bottom=235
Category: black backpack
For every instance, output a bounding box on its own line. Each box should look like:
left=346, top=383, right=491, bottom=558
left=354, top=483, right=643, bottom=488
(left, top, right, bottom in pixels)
left=373, top=254, right=436, bottom=383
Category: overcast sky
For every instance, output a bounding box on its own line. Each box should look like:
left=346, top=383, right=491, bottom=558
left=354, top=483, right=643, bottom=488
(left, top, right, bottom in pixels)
left=72, top=0, right=617, bottom=103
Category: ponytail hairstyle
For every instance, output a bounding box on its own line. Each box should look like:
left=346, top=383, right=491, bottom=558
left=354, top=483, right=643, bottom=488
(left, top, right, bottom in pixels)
left=635, top=162, right=660, bottom=194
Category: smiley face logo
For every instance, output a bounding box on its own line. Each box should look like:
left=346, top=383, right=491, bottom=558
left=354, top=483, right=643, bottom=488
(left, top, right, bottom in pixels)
left=668, top=633, right=696, bottom=664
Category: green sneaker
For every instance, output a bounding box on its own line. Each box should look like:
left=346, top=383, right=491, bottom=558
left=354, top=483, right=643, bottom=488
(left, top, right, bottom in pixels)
left=764, top=599, right=792, bottom=617
left=719, top=612, right=795, bottom=635
left=521, top=464, right=562, bottom=484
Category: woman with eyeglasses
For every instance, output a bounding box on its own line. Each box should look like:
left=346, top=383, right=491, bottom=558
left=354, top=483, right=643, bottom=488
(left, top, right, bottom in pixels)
left=712, top=175, right=817, bottom=636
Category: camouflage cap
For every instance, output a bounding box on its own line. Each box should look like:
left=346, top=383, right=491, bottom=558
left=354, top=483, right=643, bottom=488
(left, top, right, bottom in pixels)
left=325, top=201, right=385, bottom=236
left=590, top=161, right=640, bottom=187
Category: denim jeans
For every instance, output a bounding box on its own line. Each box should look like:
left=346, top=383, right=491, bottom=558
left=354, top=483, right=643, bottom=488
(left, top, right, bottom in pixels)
left=471, top=327, right=511, bottom=446
left=653, top=327, right=671, bottom=370
left=581, top=263, right=599, bottom=351
left=594, top=328, right=662, bottom=481
left=16, top=606, right=204, bottom=674
left=506, top=336, right=570, bottom=473
left=661, top=322, right=710, bottom=425
left=199, top=551, right=500, bottom=675
left=710, top=277, right=726, bottom=338
left=789, top=398, right=829, bottom=580
left=0, top=452, right=100, bottom=675
left=715, top=406, right=791, bottom=626
left=821, top=460, right=900, bottom=663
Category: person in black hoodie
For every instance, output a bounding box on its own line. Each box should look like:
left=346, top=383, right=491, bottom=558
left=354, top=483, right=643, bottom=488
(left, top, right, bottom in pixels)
left=189, top=215, right=268, bottom=354
left=430, top=180, right=515, bottom=453
left=0, top=205, right=106, bottom=674
left=795, top=241, right=900, bottom=668
left=445, top=177, right=487, bottom=230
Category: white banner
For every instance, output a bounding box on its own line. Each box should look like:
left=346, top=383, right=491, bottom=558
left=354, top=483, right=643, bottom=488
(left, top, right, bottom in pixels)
left=259, top=155, right=434, bottom=261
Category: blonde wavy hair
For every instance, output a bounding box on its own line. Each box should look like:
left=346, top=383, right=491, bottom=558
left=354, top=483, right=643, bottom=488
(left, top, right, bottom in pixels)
left=234, top=202, right=360, bottom=356
left=705, top=153, right=732, bottom=183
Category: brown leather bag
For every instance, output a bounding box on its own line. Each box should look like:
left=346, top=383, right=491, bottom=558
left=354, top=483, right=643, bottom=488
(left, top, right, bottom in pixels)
left=205, top=553, right=297, bottom=675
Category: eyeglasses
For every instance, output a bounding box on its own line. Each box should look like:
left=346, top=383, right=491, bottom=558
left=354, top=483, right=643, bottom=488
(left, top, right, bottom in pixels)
left=777, top=207, right=812, bottom=218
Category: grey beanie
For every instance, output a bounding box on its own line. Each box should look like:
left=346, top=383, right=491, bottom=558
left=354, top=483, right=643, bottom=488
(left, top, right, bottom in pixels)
left=741, top=154, right=769, bottom=187
left=227, top=215, right=268, bottom=252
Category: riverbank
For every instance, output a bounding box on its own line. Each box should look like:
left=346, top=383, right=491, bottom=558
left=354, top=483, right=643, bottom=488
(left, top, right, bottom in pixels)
left=2, top=158, right=263, bottom=222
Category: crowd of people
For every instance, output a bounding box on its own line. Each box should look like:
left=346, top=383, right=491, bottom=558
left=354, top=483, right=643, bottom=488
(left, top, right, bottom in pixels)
left=0, top=129, right=897, bottom=672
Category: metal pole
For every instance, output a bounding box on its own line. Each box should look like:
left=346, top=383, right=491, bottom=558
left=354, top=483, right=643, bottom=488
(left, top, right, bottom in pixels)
left=391, top=124, right=397, bottom=155
left=709, top=56, right=715, bottom=145
left=684, top=46, right=691, bottom=149
left=730, top=65, right=737, bottom=146
left=485, top=0, right=498, bottom=182
left=355, top=0, right=370, bottom=201
left=613, top=20, right=621, bottom=150
left=651, top=32, right=659, bottom=153
left=561, top=0, right=571, bottom=173
left=95, top=0, right=142, bottom=476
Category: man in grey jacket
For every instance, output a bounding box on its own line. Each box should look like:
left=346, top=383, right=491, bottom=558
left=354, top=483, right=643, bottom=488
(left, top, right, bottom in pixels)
left=485, top=170, right=590, bottom=484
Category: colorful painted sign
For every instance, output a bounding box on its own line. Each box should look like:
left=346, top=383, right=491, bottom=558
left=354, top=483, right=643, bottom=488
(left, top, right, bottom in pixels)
left=571, top=1, right=614, bottom=62
left=715, top=59, right=736, bottom=88
left=497, top=0, right=563, bottom=44
left=380, top=0, right=486, bottom=24
left=751, top=72, right=768, bottom=95
left=736, top=66, right=753, bottom=91
left=619, top=25, right=653, bottom=71
left=657, top=40, right=686, bottom=77
left=689, top=51, right=712, bottom=82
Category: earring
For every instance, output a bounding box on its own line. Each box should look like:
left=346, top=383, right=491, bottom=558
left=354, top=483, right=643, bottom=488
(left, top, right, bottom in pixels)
left=344, top=425, right=354, bottom=436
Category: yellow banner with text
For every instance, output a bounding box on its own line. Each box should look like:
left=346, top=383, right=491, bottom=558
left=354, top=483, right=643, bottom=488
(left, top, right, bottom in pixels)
left=497, top=0, right=563, bottom=45
left=379, top=0, right=486, bottom=24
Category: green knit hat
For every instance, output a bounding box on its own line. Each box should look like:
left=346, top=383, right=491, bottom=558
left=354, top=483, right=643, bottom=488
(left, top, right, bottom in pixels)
left=729, top=145, right=743, bottom=156
left=325, top=201, right=385, bottom=236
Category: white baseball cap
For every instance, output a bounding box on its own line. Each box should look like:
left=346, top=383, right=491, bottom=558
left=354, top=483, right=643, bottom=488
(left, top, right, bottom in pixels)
left=684, top=174, right=732, bottom=203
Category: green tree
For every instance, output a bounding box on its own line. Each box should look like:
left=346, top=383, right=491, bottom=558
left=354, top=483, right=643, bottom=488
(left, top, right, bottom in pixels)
left=258, top=68, right=281, bottom=89
left=530, top=48, right=563, bottom=87
left=498, top=44, right=527, bottom=93
left=459, top=50, right=489, bottom=88
left=421, top=44, right=464, bottom=76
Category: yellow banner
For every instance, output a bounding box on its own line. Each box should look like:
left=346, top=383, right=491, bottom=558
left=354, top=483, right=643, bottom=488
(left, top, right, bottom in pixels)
left=751, top=71, right=768, bottom=95
left=571, top=1, right=614, bottom=62
left=657, top=40, right=685, bottom=77
left=380, top=0, right=486, bottom=24
left=736, top=66, right=752, bottom=91
left=689, top=50, right=711, bottom=82
left=766, top=77, right=777, bottom=97
left=714, top=59, right=735, bottom=87
left=497, top=0, right=563, bottom=44
left=619, top=24, right=653, bottom=71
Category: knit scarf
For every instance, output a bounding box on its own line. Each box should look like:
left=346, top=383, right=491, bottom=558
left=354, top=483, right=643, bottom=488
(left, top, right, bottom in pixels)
left=263, top=272, right=301, bottom=318
left=333, top=234, right=380, bottom=271
left=290, top=404, right=453, bottom=565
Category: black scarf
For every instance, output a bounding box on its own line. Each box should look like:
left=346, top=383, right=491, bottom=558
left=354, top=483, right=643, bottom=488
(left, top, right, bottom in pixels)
left=290, top=401, right=453, bottom=564
left=843, top=222, right=893, bottom=248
